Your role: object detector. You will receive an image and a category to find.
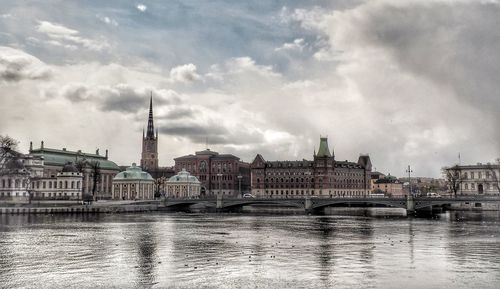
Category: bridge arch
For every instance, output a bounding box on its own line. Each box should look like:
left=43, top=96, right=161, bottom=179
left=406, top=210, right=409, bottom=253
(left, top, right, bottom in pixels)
left=311, top=199, right=407, bottom=210
left=221, top=199, right=304, bottom=209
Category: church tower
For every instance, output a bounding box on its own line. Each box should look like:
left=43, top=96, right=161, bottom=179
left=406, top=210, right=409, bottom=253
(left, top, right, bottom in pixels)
left=141, top=94, right=159, bottom=171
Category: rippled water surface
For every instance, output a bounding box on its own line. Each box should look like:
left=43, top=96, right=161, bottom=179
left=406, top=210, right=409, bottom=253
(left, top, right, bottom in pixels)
left=1, top=211, right=499, bottom=289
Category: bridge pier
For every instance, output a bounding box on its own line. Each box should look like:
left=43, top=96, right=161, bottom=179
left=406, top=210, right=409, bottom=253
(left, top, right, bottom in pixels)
left=406, top=195, right=415, bottom=216
left=216, top=195, right=223, bottom=213
left=304, top=197, right=313, bottom=214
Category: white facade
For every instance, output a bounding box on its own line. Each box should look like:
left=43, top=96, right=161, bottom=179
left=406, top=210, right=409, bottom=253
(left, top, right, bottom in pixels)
left=459, top=163, right=500, bottom=195
left=165, top=169, right=201, bottom=198
left=0, top=158, right=83, bottom=201
left=112, top=163, right=154, bottom=200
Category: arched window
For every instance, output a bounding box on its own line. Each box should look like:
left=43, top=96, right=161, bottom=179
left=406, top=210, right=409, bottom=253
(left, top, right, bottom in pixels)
left=65, top=181, right=68, bottom=189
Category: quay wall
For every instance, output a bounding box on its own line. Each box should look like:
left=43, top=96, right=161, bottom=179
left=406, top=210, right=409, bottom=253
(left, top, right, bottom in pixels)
left=0, top=204, right=159, bottom=215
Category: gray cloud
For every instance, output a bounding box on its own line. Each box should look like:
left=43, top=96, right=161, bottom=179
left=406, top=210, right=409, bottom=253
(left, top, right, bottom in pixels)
left=0, top=46, right=52, bottom=82
left=157, top=107, right=196, bottom=120
left=57, top=83, right=181, bottom=113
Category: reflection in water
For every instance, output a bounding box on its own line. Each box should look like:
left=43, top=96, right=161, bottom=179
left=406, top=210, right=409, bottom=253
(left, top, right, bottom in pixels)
left=132, top=223, right=158, bottom=287
left=0, top=212, right=499, bottom=289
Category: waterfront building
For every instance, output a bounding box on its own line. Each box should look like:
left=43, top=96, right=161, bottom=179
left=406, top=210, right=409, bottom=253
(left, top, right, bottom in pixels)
left=112, top=163, right=154, bottom=200
left=174, top=149, right=251, bottom=197
left=31, top=162, right=83, bottom=200
left=0, top=152, right=83, bottom=201
left=250, top=137, right=372, bottom=198
left=165, top=169, right=201, bottom=198
left=370, top=171, right=385, bottom=191
left=372, top=174, right=404, bottom=197
left=451, top=160, right=500, bottom=195
left=29, top=142, right=120, bottom=199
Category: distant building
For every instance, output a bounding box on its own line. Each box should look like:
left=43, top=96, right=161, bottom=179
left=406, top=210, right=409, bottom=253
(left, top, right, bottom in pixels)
left=29, top=141, right=121, bottom=199
left=250, top=137, right=372, bottom=198
left=165, top=169, right=201, bottom=198
left=450, top=161, right=500, bottom=195
left=174, top=149, right=251, bottom=197
left=139, top=96, right=175, bottom=180
left=372, top=174, right=404, bottom=197
left=0, top=152, right=83, bottom=201
left=112, top=163, right=154, bottom=200
left=370, top=171, right=385, bottom=191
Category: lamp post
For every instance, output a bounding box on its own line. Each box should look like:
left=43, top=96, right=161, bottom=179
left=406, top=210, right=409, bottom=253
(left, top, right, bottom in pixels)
left=406, top=165, right=413, bottom=197
left=237, top=175, right=243, bottom=197
left=217, top=173, right=223, bottom=197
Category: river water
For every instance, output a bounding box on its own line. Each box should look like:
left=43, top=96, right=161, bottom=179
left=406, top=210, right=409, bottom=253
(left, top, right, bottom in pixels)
left=0, top=210, right=499, bottom=289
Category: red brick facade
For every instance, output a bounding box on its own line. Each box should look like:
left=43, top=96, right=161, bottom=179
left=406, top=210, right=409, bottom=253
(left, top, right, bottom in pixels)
left=174, top=149, right=250, bottom=197
left=250, top=137, right=372, bottom=197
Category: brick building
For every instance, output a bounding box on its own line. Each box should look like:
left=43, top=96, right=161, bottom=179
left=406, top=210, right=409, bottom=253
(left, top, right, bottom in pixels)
left=250, top=137, right=372, bottom=198
left=174, top=149, right=250, bottom=197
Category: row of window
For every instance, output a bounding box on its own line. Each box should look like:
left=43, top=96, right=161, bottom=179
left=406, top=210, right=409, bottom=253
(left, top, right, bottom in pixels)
left=463, top=183, right=498, bottom=190
left=0, top=192, right=80, bottom=197
left=264, top=190, right=367, bottom=196
left=263, top=171, right=365, bottom=177
left=462, top=171, right=499, bottom=180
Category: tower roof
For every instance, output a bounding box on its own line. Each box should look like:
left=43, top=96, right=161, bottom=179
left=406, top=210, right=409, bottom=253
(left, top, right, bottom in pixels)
left=146, top=93, right=155, bottom=139
left=316, top=137, right=332, bottom=158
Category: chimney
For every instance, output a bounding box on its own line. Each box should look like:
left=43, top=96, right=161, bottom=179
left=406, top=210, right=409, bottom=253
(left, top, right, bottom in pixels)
left=105, top=149, right=108, bottom=159
left=29, top=141, right=33, bottom=152
left=41, top=141, right=44, bottom=149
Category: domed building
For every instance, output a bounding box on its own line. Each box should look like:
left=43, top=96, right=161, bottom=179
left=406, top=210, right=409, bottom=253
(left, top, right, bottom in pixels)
left=112, top=163, right=154, bottom=200
left=166, top=169, right=201, bottom=198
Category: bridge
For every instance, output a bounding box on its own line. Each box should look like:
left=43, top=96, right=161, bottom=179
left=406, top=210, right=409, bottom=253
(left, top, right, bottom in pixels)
left=158, top=195, right=500, bottom=215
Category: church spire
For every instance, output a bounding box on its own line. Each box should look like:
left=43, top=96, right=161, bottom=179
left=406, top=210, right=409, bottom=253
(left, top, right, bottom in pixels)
left=146, top=92, right=155, bottom=139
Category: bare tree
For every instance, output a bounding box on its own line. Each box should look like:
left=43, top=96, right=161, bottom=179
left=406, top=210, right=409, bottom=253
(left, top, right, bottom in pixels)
left=0, top=135, right=19, bottom=174
left=1, top=135, right=34, bottom=203
left=89, top=160, right=101, bottom=201
left=486, top=163, right=500, bottom=194
left=443, top=165, right=462, bottom=197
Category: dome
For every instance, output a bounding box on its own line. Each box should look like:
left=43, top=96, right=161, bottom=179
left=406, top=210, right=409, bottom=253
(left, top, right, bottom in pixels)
left=113, top=163, right=154, bottom=181
left=62, top=162, right=79, bottom=173
left=168, top=169, right=200, bottom=184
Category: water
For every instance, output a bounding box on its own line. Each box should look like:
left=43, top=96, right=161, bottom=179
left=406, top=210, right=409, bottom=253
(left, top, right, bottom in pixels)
left=0, top=211, right=499, bottom=289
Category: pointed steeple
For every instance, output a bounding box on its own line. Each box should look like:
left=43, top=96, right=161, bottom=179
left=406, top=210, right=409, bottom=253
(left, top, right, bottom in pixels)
left=146, top=92, right=155, bottom=139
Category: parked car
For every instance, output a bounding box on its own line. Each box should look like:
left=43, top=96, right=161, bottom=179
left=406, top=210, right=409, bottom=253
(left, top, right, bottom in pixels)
left=243, top=193, right=255, bottom=198
left=427, top=192, right=441, bottom=198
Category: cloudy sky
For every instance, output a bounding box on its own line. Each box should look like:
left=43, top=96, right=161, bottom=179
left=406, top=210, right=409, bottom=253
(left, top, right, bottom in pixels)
left=1, top=0, right=499, bottom=177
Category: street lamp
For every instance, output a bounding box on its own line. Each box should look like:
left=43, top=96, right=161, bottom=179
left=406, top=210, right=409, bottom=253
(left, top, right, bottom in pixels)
left=217, top=173, right=223, bottom=196
left=406, top=165, right=413, bottom=197
left=237, top=175, right=243, bottom=197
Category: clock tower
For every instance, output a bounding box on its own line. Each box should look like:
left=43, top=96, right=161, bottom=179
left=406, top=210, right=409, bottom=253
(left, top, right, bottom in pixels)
left=141, top=94, right=159, bottom=171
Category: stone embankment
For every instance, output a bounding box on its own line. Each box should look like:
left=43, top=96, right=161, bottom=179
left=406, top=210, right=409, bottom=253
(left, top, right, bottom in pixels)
left=0, top=201, right=159, bottom=214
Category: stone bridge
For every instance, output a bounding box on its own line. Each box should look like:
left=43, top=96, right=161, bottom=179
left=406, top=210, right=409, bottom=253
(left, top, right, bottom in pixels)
left=155, top=195, right=500, bottom=215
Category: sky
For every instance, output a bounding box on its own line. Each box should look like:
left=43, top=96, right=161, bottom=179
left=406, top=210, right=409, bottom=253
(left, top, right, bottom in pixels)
left=0, top=0, right=499, bottom=178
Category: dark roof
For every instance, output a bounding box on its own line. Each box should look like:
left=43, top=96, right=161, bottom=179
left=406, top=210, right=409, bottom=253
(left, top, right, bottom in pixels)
left=62, top=162, right=79, bottom=173
left=5, top=159, right=25, bottom=171
left=30, top=148, right=120, bottom=171
left=335, top=161, right=363, bottom=169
